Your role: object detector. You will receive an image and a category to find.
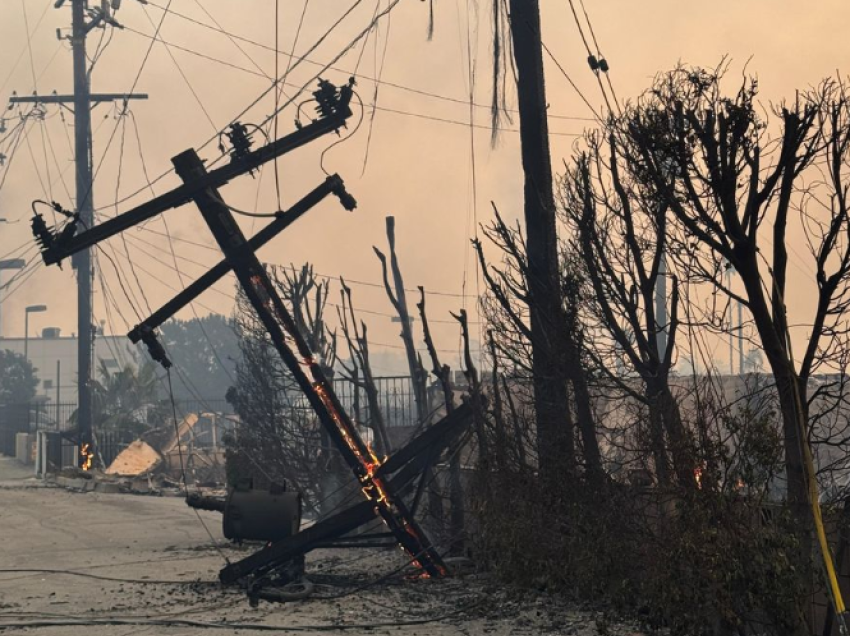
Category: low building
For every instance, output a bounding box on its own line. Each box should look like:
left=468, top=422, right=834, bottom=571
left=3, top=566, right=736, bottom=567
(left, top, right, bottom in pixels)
left=0, top=327, right=139, bottom=403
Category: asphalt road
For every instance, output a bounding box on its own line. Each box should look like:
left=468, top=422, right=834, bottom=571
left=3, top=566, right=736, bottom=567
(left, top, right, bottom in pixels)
left=0, top=459, right=639, bottom=635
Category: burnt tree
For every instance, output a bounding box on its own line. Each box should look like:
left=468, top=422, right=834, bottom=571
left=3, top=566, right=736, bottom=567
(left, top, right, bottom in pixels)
left=562, top=134, right=696, bottom=489
left=616, top=67, right=850, bottom=630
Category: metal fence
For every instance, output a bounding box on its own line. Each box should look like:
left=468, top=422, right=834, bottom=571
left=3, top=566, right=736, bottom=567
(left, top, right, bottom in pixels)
left=295, top=376, right=417, bottom=429
left=96, top=430, right=136, bottom=467
left=0, top=398, right=232, bottom=457
left=0, top=403, right=76, bottom=456
left=0, top=376, right=417, bottom=459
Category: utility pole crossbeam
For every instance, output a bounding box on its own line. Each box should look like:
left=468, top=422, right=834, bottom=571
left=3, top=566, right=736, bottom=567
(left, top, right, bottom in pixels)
left=34, top=109, right=352, bottom=266
left=9, top=93, right=148, bottom=105
left=9, top=93, right=148, bottom=104
left=31, top=78, right=448, bottom=581
left=126, top=174, right=349, bottom=359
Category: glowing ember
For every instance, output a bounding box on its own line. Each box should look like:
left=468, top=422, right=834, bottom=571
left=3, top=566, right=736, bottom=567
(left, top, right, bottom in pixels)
left=311, top=379, right=437, bottom=571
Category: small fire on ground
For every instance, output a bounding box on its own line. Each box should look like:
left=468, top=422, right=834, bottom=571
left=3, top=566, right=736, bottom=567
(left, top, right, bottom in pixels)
left=80, top=443, right=94, bottom=471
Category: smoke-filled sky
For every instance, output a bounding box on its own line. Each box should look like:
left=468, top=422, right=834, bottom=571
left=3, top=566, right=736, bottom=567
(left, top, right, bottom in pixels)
left=0, top=0, right=848, bottom=375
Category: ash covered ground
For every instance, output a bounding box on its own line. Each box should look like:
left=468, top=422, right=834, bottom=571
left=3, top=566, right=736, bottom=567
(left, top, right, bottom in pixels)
left=0, top=457, right=644, bottom=635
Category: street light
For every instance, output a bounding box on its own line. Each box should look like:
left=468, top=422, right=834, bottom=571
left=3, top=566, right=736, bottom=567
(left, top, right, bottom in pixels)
left=24, top=305, right=47, bottom=361
left=0, top=256, right=26, bottom=339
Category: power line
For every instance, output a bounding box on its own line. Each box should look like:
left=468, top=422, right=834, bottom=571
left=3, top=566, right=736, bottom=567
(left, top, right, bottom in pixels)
left=0, top=110, right=36, bottom=194
left=578, top=0, right=620, bottom=110
left=117, top=223, right=472, bottom=301
left=141, top=0, right=594, bottom=122
left=0, top=259, right=43, bottom=305
left=0, top=0, right=53, bottom=96
left=92, top=1, right=583, bottom=217
left=564, top=0, right=617, bottom=115
left=22, top=118, right=50, bottom=199
left=112, top=110, right=154, bottom=317
left=119, top=24, right=584, bottom=138
left=357, top=0, right=391, bottom=175
left=165, top=366, right=232, bottom=565
left=538, top=36, right=603, bottom=124
left=41, top=115, right=73, bottom=201
left=19, top=0, right=40, bottom=102
left=95, top=241, right=146, bottom=323
left=96, top=0, right=387, bottom=216
left=138, top=4, right=218, bottom=133
left=120, top=236, right=476, bottom=327
left=190, top=0, right=268, bottom=78
left=201, top=0, right=374, bottom=160
left=93, top=226, right=481, bottom=357
left=127, top=86, right=239, bottom=387
left=364, top=104, right=579, bottom=137
left=273, top=0, right=311, bottom=207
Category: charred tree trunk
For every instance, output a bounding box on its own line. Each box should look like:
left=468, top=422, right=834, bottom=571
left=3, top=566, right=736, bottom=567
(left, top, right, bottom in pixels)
left=738, top=255, right=808, bottom=533
left=418, top=287, right=464, bottom=555
left=644, top=377, right=696, bottom=489
left=375, top=216, right=429, bottom=425
left=337, top=282, right=392, bottom=456
left=563, top=329, right=603, bottom=485
left=375, top=221, right=444, bottom=532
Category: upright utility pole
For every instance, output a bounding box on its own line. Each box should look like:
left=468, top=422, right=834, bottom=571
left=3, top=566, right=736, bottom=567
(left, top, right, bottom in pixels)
left=507, top=0, right=575, bottom=481
left=71, top=0, right=95, bottom=463
left=11, top=0, right=146, bottom=467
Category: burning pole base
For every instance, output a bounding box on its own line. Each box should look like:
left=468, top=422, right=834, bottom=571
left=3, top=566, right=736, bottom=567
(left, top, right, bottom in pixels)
left=217, top=403, right=473, bottom=594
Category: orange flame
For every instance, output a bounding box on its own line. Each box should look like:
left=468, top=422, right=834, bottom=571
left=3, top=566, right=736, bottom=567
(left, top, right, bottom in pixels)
left=80, top=443, right=93, bottom=471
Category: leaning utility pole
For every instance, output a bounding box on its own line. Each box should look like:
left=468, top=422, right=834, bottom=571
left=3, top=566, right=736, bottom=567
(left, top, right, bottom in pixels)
left=507, top=0, right=574, bottom=481
left=31, top=78, right=459, bottom=585
left=12, top=0, right=145, bottom=467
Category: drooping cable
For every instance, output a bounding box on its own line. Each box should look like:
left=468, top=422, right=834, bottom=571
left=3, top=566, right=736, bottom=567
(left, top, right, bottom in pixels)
left=166, top=366, right=231, bottom=565
left=273, top=0, right=311, bottom=208
left=578, top=0, right=620, bottom=111
left=359, top=0, right=392, bottom=175
left=138, top=4, right=217, bottom=133
left=565, top=0, right=617, bottom=115
left=140, top=0, right=593, bottom=122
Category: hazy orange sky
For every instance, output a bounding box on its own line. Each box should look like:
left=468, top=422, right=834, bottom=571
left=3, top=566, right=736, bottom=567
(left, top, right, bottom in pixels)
left=0, top=0, right=847, bottom=375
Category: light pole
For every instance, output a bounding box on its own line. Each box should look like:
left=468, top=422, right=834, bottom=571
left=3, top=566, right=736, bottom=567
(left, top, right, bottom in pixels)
left=0, top=256, right=26, bottom=338
left=24, top=305, right=47, bottom=361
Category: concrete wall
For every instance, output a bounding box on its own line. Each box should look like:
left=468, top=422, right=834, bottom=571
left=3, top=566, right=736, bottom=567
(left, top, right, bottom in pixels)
left=15, top=432, right=35, bottom=465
